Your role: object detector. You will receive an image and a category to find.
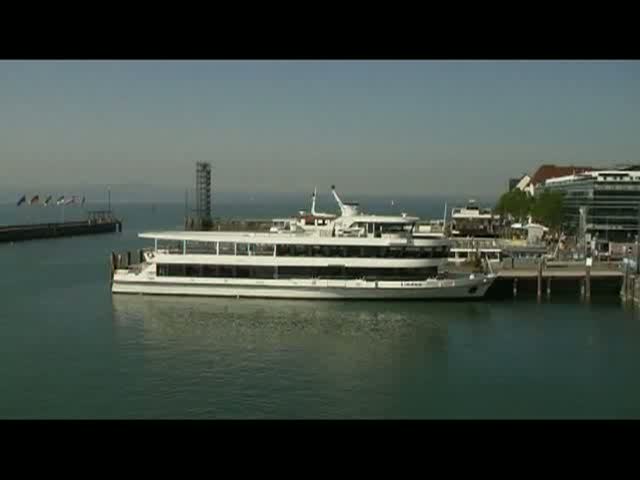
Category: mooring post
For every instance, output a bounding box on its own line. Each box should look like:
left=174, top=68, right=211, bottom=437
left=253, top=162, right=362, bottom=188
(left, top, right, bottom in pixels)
left=127, top=251, right=132, bottom=267
left=513, top=277, right=518, bottom=298
left=139, top=249, right=144, bottom=263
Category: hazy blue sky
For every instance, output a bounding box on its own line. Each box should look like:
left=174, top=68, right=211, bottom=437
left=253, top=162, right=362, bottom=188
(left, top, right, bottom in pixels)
left=1, top=60, right=639, bottom=198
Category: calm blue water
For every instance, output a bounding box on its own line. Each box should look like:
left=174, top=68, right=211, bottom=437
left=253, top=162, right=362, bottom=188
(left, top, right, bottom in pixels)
left=1, top=201, right=640, bottom=419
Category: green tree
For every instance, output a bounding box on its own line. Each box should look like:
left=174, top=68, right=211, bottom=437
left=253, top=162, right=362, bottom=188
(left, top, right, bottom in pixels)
left=495, top=189, right=534, bottom=222
left=531, top=190, right=564, bottom=230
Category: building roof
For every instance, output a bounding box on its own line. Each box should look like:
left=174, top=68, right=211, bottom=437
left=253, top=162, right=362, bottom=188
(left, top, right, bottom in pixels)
left=515, top=175, right=531, bottom=191
left=530, top=164, right=595, bottom=185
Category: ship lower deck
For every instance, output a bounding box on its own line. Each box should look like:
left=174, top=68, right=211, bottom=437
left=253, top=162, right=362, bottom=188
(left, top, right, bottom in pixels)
left=111, top=272, right=495, bottom=300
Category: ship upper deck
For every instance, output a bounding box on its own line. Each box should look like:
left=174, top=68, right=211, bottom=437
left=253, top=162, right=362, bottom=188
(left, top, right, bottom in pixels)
left=139, top=230, right=449, bottom=247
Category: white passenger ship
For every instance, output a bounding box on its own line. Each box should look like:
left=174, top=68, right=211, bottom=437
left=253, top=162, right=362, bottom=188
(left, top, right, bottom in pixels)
left=111, top=187, right=496, bottom=300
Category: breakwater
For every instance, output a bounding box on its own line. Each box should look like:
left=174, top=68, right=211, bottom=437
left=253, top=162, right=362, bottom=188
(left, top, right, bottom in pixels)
left=0, top=219, right=122, bottom=243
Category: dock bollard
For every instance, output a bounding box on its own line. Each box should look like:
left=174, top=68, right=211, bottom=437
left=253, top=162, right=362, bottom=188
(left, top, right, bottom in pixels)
left=127, top=251, right=132, bottom=267
left=139, top=249, right=144, bottom=264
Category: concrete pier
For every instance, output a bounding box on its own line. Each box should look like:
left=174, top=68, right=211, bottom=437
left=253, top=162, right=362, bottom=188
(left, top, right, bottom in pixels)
left=483, top=262, right=623, bottom=300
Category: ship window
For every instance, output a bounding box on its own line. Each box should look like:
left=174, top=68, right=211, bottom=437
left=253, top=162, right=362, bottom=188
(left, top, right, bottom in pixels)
left=254, top=244, right=273, bottom=256
left=186, top=241, right=216, bottom=255
left=404, top=247, right=421, bottom=258
left=317, top=266, right=344, bottom=278
left=166, top=264, right=186, bottom=276
left=218, top=242, right=235, bottom=255
left=236, top=266, right=251, bottom=277
left=360, top=246, right=378, bottom=257
left=157, top=264, right=169, bottom=276
left=158, top=240, right=183, bottom=254
left=202, top=265, right=218, bottom=277
left=219, top=266, right=234, bottom=277
left=344, top=246, right=359, bottom=257
left=252, top=267, right=276, bottom=279
left=279, top=266, right=319, bottom=278
left=185, top=264, right=201, bottom=277
left=381, top=223, right=409, bottom=234
left=173, top=265, right=444, bottom=281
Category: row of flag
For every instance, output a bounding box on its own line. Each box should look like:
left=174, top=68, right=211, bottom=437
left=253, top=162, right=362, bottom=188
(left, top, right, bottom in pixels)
left=16, top=194, right=85, bottom=207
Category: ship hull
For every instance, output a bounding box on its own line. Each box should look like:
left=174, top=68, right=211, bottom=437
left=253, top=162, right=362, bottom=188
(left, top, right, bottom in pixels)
left=111, top=273, right=495, bottom=300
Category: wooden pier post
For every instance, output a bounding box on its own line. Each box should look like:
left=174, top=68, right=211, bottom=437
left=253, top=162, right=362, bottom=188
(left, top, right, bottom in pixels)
left=537, top=260, right=543, bottom=302
left=110, top=251, right=116, bottom=285
left=138, top=249, right=144, bottom=263
left=624, top=261, right=630, bottom=302
left=127, top=251, right=132, bottom=267
left=513, top=278, right=518, bottom=298
left=547, top=277, right=552, bottom=300
left=585, top=261, right=591, bottom=303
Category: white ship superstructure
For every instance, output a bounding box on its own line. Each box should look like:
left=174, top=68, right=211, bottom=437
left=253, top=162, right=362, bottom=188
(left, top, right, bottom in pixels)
left=111, top=187, right=496, bottom=300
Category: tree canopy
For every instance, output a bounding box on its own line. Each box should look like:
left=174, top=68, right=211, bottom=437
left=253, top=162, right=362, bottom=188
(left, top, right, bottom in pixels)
left=531, top=190, right=564, bottom=229
left=495, top=189, right=564, bottom=230
left=495, top=189, right=534, bottom=222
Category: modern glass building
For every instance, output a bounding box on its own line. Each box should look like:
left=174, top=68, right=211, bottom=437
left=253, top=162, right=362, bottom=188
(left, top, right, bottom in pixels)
left=541, top=170, right=640, bottom=245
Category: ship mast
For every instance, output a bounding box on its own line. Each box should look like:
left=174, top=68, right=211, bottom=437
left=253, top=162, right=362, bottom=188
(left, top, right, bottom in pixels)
left=311, top=186, right=317, bottom=215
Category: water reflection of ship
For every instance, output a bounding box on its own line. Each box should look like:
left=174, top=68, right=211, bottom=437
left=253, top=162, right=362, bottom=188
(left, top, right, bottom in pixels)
left=111, top=294, right=491, bottom=353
